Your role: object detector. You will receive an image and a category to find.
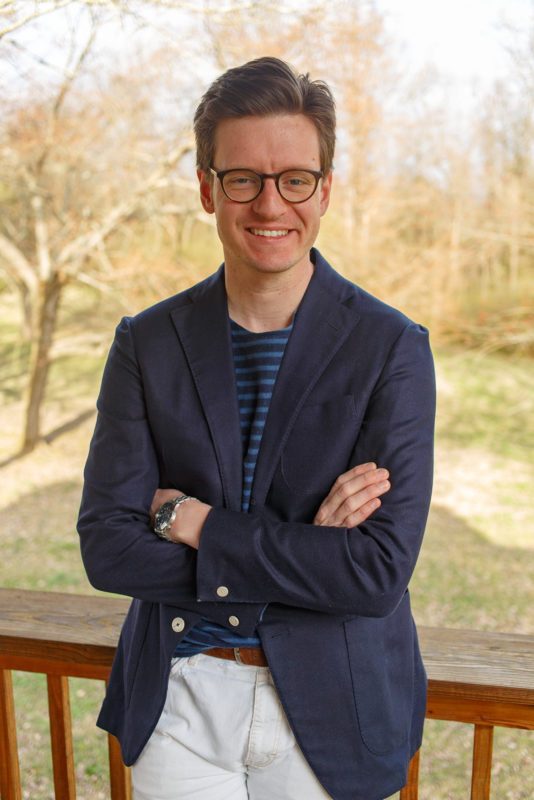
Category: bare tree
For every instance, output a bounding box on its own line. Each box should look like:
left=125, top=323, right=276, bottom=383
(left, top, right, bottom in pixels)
left=0, top=6, right=198, bottom=452
left=4, top=0, right=331, bottom=453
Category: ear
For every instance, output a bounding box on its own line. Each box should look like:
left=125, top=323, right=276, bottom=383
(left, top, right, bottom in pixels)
left=198, top=169, right=215, bottom=214
left=319, top=170, right=333, bottom=216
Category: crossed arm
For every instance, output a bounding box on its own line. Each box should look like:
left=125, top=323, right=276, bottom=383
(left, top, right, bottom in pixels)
left=151, top=462, right=391, bottom=550
left=79, top=315, right=434, bottom=615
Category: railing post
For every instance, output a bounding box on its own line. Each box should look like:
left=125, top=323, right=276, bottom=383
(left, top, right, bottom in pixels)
left=399, top=748, right=420, bottom=800
left=470, top=724, right=494, bottom=800
left=47, top=674, right=76, bottom=800
left=108, top=732, right=132, bottom=800
left=0, top=669, right=22, bottom=800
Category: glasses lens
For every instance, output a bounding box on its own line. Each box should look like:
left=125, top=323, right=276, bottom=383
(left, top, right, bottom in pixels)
left=221, top=170, right=262, bottom=201
left=278, top=170, right=318, bottom=202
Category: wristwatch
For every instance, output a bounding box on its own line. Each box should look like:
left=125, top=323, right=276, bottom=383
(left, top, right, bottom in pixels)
left=153, top=495, right=194, bottom=540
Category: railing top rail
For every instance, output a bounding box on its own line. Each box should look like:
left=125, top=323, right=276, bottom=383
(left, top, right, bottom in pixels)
left=0, top=588, right=129, bottom=648
left=1, top=588, right=533, bottom=704
left=418, top=626, right=534, bottom=705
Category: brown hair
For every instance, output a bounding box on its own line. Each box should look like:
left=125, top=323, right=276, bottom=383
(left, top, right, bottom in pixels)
left=194, top=56, right=336, bottom=174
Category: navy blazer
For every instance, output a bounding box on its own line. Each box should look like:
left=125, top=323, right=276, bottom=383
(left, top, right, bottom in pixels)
left=78, top=249, right=435, bottom=800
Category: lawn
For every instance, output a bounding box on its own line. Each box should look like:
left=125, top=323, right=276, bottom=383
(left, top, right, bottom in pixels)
left=1, top=287, right=533, bottom=799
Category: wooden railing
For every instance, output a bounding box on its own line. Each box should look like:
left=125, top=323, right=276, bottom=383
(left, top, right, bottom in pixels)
left=401, top=626, right=534, bottom=799
left=0, top=589, right=533, bottom=800
left=0, top=589, right=131, bottom=800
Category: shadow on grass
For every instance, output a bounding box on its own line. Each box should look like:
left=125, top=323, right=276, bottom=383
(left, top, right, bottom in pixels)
left=411, top=504, right=534, bottom=633
left=0, top=339, right=31, bottom=401
left=0, top=408, right=97, bottom=468
left=43, top=408, right=96, bottom=444
left=0, top=478, right=94, bottom=594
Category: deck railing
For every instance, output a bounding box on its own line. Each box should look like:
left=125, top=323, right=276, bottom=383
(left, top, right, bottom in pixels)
left=1, top=588, right=533, bottom=800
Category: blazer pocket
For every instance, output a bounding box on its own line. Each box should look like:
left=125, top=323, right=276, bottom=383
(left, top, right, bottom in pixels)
left=344, top=593, right=415, bottom=755
left=280, top=395, right=359, bottom=495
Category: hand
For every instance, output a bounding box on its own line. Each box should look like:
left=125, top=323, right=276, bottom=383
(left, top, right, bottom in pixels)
left=313, top=463, right=390, bottom=529
left=150, top=488, right=211, bottom=549
left=150, top=488, right=183, bottom=521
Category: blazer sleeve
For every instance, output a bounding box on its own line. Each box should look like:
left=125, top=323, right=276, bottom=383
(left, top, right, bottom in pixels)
left=195, top=321, right=436, bottom=618
left=77, top=317, right=202, bottom=605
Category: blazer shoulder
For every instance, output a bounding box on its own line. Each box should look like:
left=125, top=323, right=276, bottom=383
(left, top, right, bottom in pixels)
left=353, top=284, right=423, bottom=333
left=115, top=266, right=224, bottom=338
left=313, top=249, right=427, bottom=337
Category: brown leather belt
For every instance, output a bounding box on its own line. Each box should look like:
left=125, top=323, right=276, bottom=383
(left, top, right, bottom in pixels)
left=204, top=647, right=268, bottom=667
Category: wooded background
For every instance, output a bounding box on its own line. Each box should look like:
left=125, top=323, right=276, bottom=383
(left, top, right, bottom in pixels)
left=1, top=0, right=534, bottom=452
left=2, top=5, right=533, bottom=796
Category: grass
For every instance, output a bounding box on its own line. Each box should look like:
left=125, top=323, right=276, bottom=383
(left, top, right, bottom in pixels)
left=1, top=286, right=533, bottom=799
left=435, top=347, right=534, bottom=457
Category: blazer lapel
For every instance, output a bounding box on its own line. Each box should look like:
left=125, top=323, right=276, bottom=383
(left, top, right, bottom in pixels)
left=252, top=255, right=360, bottom=506
left=170, top=269, right=243, bottom=511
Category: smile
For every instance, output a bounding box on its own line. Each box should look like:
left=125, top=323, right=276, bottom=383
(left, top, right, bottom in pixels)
left=249, top=228, right=289, bottom=238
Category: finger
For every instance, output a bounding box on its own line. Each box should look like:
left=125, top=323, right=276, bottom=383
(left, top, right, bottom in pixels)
left=330, top=462, right=378, bottom=489
left=318, top=492, right=385, bottom=529
left=340, top=497, right=383, bottom=529
left=150, top=489, right=165, bottom=517
left=327, top=466, right=388, bottom=505
left=315, top=478, right=390, bottom=526
left=315, top=468, right=389, bottom=524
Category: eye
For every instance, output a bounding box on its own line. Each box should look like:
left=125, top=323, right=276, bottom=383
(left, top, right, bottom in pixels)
left=230, top=176, right=254, bottom=185
left=280, top=171, right=315, bottom=188
left=225, top=170, right=260, bottom=186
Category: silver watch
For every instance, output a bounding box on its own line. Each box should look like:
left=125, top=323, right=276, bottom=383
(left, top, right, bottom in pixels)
left=153, top=495, right=194, bottom=540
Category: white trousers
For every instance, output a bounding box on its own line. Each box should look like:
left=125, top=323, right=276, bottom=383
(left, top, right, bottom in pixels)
left=132, top=653, right=333, bottom=800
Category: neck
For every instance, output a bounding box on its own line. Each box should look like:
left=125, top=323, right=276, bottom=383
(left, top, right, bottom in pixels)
left=225, top=259, right=313, bottom=333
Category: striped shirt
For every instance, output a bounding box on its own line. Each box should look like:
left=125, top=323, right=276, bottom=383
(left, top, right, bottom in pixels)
left=232, top=319, right=292, bottom=511
left=173, top=318, right=292, bottom=657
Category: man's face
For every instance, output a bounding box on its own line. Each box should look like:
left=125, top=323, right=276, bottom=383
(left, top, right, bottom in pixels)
left=197, top=114, right=332, bottom=282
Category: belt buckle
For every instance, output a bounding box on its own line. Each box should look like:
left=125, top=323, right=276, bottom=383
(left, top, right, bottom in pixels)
left=234, top=647, right=245, bottom=665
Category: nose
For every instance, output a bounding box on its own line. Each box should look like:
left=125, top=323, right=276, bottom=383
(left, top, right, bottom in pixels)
left=251, top=176, right=286, bottom=216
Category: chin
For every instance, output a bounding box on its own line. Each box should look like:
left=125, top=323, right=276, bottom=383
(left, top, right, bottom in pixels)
left=247, top=249, right=311, bottom=275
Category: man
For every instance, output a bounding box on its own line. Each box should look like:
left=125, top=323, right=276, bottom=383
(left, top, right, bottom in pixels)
left=78, top=57, right=435, bottom=800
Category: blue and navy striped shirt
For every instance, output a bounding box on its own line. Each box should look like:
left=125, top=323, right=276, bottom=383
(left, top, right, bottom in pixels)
left=232, top=319, right=292, bottom=511
left=174, top=318, right=292, bottom=657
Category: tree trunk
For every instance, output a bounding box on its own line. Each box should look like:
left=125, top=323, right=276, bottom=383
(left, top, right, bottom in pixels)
left=20, top=273, right=64, bottom=453
left=20, top=281, right=35, bottom=342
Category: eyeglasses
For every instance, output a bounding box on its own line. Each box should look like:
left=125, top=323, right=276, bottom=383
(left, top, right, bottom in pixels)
left=210, top=167, right=323, bottom=204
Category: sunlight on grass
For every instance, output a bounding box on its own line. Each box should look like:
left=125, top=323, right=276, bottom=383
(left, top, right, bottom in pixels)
left=433, top=348, right=534, bottom=550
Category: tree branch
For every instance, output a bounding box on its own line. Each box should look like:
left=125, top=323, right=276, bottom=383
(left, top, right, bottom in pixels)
left=57, top=136, right=195, bottom=272
left=31, top=195, right=53, bottom=281
left=0, top=0, right=73, bottom=39
left=0, top=231, right=38, bottom=293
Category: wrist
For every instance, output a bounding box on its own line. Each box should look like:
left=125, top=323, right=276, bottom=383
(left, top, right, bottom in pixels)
left=170, top=500, right=211, bottom=549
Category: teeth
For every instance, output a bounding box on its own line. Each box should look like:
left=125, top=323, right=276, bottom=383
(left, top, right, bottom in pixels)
left=250, top=229, right=288, bottom=238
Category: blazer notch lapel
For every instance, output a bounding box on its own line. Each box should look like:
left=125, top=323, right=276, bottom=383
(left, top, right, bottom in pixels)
left=251, top=291, right=359, bottom=505
left=170, top=274, right=243, bottom=511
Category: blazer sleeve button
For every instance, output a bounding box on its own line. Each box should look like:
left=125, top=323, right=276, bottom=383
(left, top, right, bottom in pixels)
left=171, top=617, right=185, bottom=633
left=228, top=616, right=240, bottom=627
left=216, top=586, right=229, bottom=597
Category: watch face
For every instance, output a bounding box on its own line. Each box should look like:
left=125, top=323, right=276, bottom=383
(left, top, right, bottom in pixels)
left=154, top=501, right=175, bottom=533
